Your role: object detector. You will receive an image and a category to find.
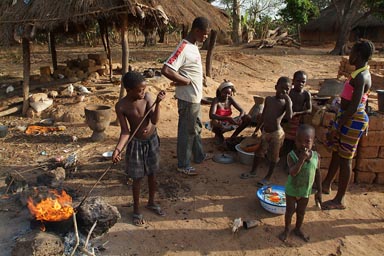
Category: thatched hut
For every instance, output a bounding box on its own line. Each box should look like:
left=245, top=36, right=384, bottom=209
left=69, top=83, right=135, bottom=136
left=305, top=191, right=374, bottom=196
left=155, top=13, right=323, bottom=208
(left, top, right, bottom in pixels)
left=0, top=0, right=229, bottom=115
left=301, top=6, right=384, bottom=44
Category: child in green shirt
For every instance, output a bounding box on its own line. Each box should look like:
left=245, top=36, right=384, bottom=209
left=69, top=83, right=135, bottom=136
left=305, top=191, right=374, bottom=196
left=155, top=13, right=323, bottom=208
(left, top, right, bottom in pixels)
left=279, top=124, right=322, bottom=242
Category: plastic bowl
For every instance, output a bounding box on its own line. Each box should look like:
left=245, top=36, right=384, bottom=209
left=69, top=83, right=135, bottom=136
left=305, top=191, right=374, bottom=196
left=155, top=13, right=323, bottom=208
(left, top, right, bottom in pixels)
left=235, top=144, right=254, bottom=165
left=256, top=185, right=286, bottom=215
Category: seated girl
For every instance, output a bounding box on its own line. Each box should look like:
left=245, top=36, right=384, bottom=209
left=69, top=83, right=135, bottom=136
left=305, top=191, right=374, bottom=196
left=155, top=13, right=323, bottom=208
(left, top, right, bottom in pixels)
left=209, top=80, right=251, bottom=145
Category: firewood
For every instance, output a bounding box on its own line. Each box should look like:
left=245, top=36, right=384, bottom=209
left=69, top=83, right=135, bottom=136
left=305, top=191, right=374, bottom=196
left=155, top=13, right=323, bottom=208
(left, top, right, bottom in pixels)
left=0, top=104, right=22, bottom=117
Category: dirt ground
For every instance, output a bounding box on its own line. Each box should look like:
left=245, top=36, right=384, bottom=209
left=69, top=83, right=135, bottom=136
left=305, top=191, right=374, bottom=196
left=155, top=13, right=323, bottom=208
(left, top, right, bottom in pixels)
left=0, top=42, right=384, bottom=256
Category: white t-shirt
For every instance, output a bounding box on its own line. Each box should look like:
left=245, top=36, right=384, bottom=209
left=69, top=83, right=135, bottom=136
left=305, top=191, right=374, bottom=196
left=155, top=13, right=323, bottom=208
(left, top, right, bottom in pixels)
left=164, top=39, right=203, bottom=103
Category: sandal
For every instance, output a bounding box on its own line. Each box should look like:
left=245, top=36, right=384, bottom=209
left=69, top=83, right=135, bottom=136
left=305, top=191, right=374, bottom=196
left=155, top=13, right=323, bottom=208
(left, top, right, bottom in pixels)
left=256, top=179, right=270, bottom=188
left=202, top=153, right=213, bottom=161
left=146, top=204, right=166, bottom=216
left=132, top=213, right=145, bottom=227
left=321, top=200, right=346, bottom=210
left=177, top=167, right=198, bottom=176
left=240, top=172, right=257, bottom=179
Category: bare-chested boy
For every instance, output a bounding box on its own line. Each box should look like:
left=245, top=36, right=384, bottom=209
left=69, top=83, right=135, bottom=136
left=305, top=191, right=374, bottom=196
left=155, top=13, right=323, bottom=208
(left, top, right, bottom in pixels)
left=282, top=71, right=312, bottom=169
left=112, top=71, right=166, bottom=226
left=240, top=77, right=293, bottom=186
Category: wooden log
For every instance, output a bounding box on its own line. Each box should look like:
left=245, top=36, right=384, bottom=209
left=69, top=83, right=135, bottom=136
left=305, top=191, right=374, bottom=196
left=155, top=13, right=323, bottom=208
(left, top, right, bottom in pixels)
left=22, top=38, right=31, bottom=116
left=0, top=104, right=22, bottom=117
left=49, top=32, right=57, bottom=70
left=206, top=30, right=217, bottom=78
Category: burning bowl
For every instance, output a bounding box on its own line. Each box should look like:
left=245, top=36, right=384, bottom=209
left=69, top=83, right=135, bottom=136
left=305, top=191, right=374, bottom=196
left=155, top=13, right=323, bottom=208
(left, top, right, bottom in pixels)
left=257, top=185, right=286, bottom=215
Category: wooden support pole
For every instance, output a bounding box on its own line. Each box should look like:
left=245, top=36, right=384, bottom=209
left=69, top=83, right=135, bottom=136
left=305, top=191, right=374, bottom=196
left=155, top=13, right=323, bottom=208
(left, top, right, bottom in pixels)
left=119, top=15, right=129, bottom=101
left=105, top=25, right=113, bottom=81
left=22, top=38, right=30, bottom=116
left=206, top=30, right=217, bottom=78
left=49, top=32, right=58, bottom=70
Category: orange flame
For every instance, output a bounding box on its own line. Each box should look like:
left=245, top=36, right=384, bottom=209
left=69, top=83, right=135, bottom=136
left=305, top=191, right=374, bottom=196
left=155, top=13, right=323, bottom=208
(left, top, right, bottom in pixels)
left=27, top=189, right=74, bottom=222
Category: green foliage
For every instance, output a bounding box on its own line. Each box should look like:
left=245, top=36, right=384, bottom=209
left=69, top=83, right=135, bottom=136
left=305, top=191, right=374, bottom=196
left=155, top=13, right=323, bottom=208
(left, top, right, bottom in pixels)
left=280, top=0, right=319, bottom=24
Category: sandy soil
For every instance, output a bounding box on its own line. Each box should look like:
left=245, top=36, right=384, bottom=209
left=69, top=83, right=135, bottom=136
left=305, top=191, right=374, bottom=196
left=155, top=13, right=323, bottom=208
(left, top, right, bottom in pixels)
left=0, top=43, right=384, bottom=256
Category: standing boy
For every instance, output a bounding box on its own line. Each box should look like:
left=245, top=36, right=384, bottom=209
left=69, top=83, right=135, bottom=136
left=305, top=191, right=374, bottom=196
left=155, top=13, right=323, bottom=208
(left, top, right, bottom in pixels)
left=161, top=17, right=210, bottom=176
left=279, top=124, right=322, bottom=242
left=112, top=71, right=166, bottom=226
left=240, top=77, right=293, bottom=186
left=282, top=71, right=312, bottom=169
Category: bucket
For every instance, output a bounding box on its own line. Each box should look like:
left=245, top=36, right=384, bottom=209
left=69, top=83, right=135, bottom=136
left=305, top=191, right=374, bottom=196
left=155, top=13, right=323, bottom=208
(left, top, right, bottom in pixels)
left=377, top=90, right=384, bottom=112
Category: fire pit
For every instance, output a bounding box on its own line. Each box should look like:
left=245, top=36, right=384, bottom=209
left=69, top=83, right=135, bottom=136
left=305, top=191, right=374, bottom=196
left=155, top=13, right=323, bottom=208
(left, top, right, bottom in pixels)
left=27, top=189, right=74, bottom=234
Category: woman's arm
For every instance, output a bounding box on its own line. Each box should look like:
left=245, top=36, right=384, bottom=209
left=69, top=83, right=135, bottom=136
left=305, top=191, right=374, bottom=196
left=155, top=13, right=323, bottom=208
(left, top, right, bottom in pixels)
left=230, top=96, right=246, bottom=117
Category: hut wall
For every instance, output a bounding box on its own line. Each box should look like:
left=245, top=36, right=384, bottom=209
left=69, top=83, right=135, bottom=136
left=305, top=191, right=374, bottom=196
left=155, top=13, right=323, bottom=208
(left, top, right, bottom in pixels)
left=351, top=27, right=384, bottom=42
left=300, top=31, right=337, bottom=45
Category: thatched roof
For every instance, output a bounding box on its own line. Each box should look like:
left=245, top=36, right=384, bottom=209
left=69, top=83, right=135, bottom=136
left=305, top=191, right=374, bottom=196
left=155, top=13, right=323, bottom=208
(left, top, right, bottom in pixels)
left=302, top=6, right=384, bottom=32
left=0, top=0, right=229, bottom=45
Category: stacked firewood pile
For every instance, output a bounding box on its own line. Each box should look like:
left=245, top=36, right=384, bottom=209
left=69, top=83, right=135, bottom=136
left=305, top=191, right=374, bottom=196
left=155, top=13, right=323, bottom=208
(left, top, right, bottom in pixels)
left=32, top=54, right=120, bottom=83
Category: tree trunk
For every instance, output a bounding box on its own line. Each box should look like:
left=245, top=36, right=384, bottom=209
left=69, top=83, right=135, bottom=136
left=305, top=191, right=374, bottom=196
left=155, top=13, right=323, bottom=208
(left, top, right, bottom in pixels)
left=330, top=0, right=365, bottom=55
left=143, top=28, right=157, bottom=47
left=231, top=0, right=241, bottom=44
left=49, top=32, right=57, bottom=71
left=22, top=38, right=30, bottom=116
left=119, top=16, right=129, bottom=101
left=206, top=30, right=217, bottom=77
left=297, top=24, right=301, bottom=44
left=158, top=29, right=166, bottom=43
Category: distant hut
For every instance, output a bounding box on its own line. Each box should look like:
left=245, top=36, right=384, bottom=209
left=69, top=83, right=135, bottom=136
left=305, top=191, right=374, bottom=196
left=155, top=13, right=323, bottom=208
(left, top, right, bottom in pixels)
left=0, top=0, right=229, bottom=115
left=301, top=6, right=384, bottom=44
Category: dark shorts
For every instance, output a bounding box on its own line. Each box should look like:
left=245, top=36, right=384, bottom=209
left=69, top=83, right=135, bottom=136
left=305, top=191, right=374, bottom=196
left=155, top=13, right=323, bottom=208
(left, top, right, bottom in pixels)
left=125, top=130, right=160, bottom=179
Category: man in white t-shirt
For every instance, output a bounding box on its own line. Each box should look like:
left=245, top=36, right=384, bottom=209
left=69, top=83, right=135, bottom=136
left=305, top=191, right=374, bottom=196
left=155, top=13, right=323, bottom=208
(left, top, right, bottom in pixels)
left=161, top=17, right=210, bottom=176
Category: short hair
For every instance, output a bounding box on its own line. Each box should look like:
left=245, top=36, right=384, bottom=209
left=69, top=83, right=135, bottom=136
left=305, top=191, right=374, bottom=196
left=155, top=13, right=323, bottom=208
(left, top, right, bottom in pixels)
left=296, top=124, right=315, bottom=137
left=353, top=39, right=375, bottom=62
left=293, top=70, right=307, bottom=80
left=277, top=76, right=291, bottom=85
left=192, top=17, right=210, bottom=30
left=122, top=71, right=145, bottom=89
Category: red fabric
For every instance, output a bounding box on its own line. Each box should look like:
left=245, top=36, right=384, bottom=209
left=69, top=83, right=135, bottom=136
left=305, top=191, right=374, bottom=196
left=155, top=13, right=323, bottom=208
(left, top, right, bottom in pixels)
left=215, top=108, right=232, bottom=117
left=167, top=41, right=187, bottom=65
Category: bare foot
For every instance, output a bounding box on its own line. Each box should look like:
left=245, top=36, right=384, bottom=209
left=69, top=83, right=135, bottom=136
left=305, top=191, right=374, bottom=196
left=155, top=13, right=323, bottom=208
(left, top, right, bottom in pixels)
left=293, top=228, right=310, bottom=242
left=321, top=200, right=346, bottom=210
left=278, top=230, right=289, bottom=242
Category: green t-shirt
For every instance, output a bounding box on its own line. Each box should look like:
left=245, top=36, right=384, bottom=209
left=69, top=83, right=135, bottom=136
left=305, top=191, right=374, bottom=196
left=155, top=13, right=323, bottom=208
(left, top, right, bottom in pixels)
left=285, top=150, right=318, bottom=198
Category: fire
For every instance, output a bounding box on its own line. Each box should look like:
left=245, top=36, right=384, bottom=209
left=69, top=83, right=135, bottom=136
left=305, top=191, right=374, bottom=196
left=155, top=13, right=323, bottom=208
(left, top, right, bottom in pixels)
left=27, top=189, right=74, bottom=222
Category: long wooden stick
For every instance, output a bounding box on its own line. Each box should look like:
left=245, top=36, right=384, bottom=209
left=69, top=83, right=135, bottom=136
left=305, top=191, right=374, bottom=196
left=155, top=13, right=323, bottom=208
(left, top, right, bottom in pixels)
left=76, top=101, right=157, bottom=209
